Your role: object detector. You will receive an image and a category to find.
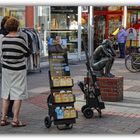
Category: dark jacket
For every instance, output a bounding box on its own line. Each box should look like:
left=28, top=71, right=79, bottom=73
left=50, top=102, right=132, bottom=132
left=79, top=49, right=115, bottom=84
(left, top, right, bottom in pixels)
left=0, top=28, right=8, bottom=35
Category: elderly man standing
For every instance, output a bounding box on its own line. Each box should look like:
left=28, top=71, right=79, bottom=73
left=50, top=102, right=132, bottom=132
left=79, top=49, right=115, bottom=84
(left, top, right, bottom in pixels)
left=117, top=25, right=127, bottom=58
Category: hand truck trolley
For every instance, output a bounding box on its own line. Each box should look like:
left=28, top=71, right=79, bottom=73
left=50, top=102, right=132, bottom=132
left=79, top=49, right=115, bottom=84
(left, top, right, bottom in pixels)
left=78, top=35, right=105, bottom=119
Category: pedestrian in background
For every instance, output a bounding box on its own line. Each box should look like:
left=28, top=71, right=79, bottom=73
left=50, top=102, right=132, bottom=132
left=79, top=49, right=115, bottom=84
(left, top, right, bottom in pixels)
left=0, top=16, right=14, bottom=119
left=0, top=17, right=31, bottom=127
left=117, top=25, right=127, bottom=58
left=0, top=16, right=10, bottom=35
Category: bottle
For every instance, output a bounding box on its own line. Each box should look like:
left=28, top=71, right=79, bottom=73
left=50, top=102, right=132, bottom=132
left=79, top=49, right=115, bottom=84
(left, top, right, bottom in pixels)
left=68, top=93, right=74, bottom=102
left=62, top=93, right=69, bottom=102
left=57, top=107, right=64, bottom=119
left=55, top=107, right=60, bottom=119
left=53, top=77, right=60, bottom=87
left=66, top=76, right=72, bottom=86
left=54, top=93, right=61, bottom=103
left=64, top=108, right=71, bottom=119
left=70, top=108, right=76, bottom=118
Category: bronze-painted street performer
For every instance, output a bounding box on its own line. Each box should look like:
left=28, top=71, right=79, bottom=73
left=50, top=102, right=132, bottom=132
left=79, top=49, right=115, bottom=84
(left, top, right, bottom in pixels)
left=92, top=39, right=116, bottom=77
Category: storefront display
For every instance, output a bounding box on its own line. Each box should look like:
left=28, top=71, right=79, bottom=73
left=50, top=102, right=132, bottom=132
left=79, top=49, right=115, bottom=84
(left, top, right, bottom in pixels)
left=51, top=14, right=67, bottom=29
left=48, top=30, right=78, bottom=53
left=94, top=15, right=106, bottom=48
left=0, top=6, right=25, bottom=27
left=0, top=8, right=3, bottom=24
left=126, top=7, right=140, bottom=48
left=34, top=6, right=50, bottom=56
left=1, top=6, right=136, bottom=60
left=33, top=6, right=85, bottom=59
left=49, top=6, right=78, bottom=53
left=94, top=6, right=123, bottom=48
left=108, top=15, right=121, bottom=36
left=10, top=10, right=25, bottom=27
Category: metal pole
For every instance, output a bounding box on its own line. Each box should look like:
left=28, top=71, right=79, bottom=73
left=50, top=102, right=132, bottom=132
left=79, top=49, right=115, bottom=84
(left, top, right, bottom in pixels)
left=91, top=6, right=94, bottom=63
left=88, top=6, right=94, bottom=57
left=33, top=6, right=36, bottom=29
left=3, top=6, right=5, bottom=17
left=48, top=6, right=51, bottom=37
left=78, top=6, right=82, bottom=60
left=123, top=6, right=127, bottom=28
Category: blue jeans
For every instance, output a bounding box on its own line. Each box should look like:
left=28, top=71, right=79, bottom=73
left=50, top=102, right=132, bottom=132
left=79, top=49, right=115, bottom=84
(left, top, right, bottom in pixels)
left=118, top=43, right=125, bottom=58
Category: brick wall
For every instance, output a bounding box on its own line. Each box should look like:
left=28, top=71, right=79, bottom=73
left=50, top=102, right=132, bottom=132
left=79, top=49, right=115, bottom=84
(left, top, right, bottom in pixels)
left=84, top=76, right=123, bottom=102
left=97, top=77, right=123, bottom=102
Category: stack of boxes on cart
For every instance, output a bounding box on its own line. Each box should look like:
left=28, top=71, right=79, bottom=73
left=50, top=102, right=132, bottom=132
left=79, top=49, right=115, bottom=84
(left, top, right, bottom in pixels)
left=46, top=45, right=77, bottom=129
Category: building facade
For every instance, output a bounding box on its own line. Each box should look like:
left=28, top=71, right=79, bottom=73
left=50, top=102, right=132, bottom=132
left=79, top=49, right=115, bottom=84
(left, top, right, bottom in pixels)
left=1, top=6, right=140, bottom=59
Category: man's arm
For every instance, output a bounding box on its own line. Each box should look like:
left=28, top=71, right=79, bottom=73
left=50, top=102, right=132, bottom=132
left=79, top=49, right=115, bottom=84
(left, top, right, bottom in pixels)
left=110, top=46, right=116, bottom=57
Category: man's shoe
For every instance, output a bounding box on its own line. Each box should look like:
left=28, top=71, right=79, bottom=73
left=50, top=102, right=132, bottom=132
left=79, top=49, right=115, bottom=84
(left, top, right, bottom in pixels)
left=118, top=56, right=125, bottom=58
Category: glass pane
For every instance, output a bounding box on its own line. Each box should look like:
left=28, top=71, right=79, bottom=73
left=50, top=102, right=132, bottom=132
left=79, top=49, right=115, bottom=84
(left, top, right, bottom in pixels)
left=51, top=14, right=67, bottom=30
left=108, top=15, right=121, bottom=36
left=10, top=10, right=25, bottom=27
left=94, top=16, right=106, bottom=48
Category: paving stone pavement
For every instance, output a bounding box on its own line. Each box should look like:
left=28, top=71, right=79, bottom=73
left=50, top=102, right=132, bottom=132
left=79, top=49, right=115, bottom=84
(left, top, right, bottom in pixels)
left=0, top=58, right=140, bottom=134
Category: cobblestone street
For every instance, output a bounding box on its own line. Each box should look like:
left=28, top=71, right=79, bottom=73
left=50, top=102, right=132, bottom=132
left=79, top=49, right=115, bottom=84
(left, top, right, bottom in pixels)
left=0, top=58, right=140, bottom=134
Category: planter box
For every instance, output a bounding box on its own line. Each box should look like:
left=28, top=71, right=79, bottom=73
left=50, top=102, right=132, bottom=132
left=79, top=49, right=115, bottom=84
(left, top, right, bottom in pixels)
left=97, top=76, right=123, bottom=102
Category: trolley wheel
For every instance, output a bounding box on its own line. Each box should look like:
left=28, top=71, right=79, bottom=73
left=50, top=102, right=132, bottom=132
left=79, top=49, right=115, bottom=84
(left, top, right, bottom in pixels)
left=65, top=123, right=73, bottom=129
left=44, top=116, right=52, bottom=128
left=83, top=108, right=94, bottom=119
left=57, top=123, right=73, bottom=130
left=81, top=105, right=89, bottom=113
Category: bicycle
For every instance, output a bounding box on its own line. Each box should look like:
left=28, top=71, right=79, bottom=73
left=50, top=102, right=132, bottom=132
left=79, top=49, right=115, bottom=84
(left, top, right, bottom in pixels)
left=125, top=47, right=140, bottom=72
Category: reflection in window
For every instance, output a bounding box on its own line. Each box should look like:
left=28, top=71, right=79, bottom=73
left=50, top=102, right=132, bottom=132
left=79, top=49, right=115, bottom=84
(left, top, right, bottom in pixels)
left=51, top=13, right=78, bottom=30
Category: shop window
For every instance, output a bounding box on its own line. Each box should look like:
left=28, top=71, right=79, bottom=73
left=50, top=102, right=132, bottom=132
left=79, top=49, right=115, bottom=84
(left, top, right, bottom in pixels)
left=138, top=12, right=140, bottom=24
left=82, top=6, right=88, bottom=12
left=50, top=7, right=78, bottom=53
left=94, top=16, right=106, bottom=48
left=94, top=7, right=108, bottom=11
left=108, top=6, right=122, bottom=11
left=130, top=13, right=137, bottom=25
left=10, top=10, right=25, bottom=27
left=108, top=15, right=121, bottom=36
left=51, top=14, right=67, bottom=30
left=51, top=13, right=78, bottom=30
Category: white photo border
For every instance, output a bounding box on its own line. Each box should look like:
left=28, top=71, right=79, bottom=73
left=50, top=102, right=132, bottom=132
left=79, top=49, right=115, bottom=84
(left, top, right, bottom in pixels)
left=0, top=0, right=140, bottom=6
